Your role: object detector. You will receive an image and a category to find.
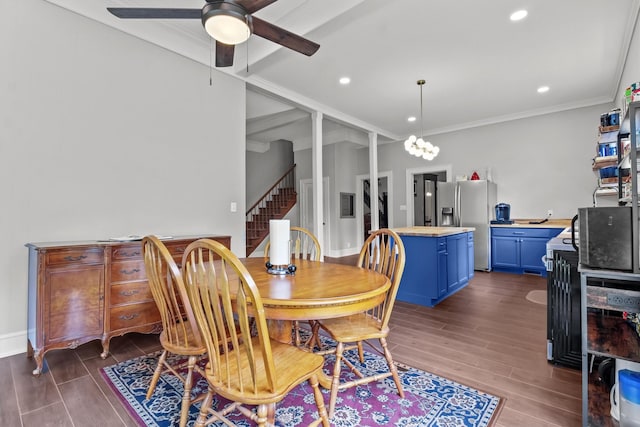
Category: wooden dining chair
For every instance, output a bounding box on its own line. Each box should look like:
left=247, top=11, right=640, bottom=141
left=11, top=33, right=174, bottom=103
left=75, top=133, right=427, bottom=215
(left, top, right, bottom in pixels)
left=181, top=238, right=330, bottom=427
left=142, top=236, right=207, bottom=427
left=314, top=228, right=406, bottom=418
left=264, top=226, right=322, bottom=347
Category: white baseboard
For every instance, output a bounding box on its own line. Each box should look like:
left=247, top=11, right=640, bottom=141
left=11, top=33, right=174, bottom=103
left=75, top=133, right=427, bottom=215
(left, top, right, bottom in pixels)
left=325, top=247, right=360, bottom=258
left=0, top=330, right=27, bottom=359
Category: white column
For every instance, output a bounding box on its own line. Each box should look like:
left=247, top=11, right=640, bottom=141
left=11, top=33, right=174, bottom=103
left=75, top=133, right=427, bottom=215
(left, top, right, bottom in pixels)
left=311, top=111, right=324, bottom=258
left=368, top=131, right=379, bottom=232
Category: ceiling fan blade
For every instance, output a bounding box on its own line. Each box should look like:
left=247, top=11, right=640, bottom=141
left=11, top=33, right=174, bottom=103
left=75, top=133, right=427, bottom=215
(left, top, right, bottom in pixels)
left=216, top=42, right=235, bottom=67
left=234, top=0, right=279, bottom=14
left=107, top=8, right=201, bottom=19
left=252, top=17, right=319, bottom=56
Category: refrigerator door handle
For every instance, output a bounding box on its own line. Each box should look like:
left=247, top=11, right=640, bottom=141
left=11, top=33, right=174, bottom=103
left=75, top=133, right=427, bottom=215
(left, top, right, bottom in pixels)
left=455, top=184, right=461, bottom=226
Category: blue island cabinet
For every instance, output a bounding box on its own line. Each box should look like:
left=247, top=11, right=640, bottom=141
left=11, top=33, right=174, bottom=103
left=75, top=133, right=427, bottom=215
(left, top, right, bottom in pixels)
left=397, top=231, right=474, bottom=307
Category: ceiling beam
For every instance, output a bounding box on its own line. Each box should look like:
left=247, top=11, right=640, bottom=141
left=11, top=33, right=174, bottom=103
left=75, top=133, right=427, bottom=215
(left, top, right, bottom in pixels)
left=246, top=109, right=309, bottom=136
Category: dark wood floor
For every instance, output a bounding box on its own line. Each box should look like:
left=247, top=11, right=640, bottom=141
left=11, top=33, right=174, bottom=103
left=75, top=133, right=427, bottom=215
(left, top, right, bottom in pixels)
left=0, top=260, right=581, bottom=426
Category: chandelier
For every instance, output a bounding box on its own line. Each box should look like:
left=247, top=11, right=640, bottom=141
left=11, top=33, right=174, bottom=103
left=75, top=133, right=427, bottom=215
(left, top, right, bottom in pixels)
left=404, top=80, right=439, bottom=160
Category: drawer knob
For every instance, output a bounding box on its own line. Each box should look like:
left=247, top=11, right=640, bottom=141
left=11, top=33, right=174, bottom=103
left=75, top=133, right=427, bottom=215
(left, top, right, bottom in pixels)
left=119, top=268, right=141, bottom=275
left=119, top=290, right=140, bottom=297
left=118, top=313, right=139, bottom=321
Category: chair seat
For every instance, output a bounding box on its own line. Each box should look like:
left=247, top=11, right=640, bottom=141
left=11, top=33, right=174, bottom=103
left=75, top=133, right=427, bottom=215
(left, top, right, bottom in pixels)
left=317, top=313, right=388, bottom=342
left=204, top=337, right=325, bottom=405
left=159, top=322, right=206, bottom=356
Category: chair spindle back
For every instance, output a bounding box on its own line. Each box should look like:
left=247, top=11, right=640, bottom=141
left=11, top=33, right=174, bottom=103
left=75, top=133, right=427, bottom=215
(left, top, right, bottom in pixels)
left=357, top=229, right=406, bottom=328
left=182, top=239, right=277, bottom=395
left=143, top=236, right=200, bottom=349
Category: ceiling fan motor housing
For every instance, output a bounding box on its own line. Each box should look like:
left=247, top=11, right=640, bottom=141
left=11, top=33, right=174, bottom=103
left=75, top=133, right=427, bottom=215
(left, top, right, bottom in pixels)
left=202, top=1, right=254, bottom=42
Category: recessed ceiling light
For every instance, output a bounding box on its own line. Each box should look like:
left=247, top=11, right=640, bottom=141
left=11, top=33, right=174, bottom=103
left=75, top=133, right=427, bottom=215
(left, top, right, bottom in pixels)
left=537, top=86, right=550, bottom=93
left=407, top=116, right=416, bottom=122
left=510, top=10, right=528, bottom=21
left=339, top=76, right=351, bottom=85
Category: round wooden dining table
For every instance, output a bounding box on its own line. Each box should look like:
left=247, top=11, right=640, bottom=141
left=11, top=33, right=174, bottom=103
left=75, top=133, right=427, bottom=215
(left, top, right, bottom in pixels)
left=239, top=257, right=391, bottom=344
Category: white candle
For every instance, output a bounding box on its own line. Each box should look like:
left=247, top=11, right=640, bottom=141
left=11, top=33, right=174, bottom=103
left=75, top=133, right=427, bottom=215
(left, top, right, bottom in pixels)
left=269, top=220, right=290, bottom=266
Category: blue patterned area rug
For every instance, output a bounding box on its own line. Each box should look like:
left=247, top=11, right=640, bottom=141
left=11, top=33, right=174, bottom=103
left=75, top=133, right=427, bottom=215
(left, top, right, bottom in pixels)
left=101, top=344, right=503, bottom=427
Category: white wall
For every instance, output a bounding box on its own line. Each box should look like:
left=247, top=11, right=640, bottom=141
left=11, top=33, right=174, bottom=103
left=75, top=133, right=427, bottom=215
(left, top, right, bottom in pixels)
left=377, top=103, right=613, bottom=225
left=294, top=143, right=370, bottom=256
left=333, top=143, right=360, bottom=252
left=246, top=140, right=294, bottom=207
left=617, top=12, right=640, bottom=105
left=0, top=1, right=246, bottom=356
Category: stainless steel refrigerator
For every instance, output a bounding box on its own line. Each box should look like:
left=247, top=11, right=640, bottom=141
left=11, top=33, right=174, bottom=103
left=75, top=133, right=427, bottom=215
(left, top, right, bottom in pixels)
left=437, top=180, right=497, bottom=270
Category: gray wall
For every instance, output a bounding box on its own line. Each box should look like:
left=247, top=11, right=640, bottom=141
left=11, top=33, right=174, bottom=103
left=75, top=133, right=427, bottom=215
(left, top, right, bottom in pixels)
left=294, top=142, right=369, bottom=255
left=294, top=104, right=612, bottom=253
left=1, top=0, right=246, bottom=355
left=333, top=143, right=361, bottom=252
left=378, top=103, right=613, bottom=225
left=246, top=140, right=294, bottom=207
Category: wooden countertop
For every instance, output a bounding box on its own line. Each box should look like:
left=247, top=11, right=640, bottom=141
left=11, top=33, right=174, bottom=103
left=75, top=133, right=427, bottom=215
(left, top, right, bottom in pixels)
left=392, top=226, right=475, bottom=237
left=490, top=219, right=572, bottom=228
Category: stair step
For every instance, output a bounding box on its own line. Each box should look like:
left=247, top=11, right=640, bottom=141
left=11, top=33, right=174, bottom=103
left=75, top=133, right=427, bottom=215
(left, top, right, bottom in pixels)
left=245, top=187, right=297, bottom=256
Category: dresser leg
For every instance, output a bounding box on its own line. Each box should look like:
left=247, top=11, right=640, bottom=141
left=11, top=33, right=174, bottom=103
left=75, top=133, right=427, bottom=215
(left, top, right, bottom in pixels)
left=100, top=338, right=110, bottom=359
left=32, top=350, right=43, bottom=376
left=27, top=339, right=34, bottom=358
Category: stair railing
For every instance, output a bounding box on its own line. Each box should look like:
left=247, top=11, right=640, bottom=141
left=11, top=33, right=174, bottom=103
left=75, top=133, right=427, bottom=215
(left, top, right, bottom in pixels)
left=246, top=164, right=296, bottom=234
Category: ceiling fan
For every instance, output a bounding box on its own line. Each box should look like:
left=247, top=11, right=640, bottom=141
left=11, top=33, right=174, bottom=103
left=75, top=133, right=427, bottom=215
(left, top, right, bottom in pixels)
left=107, top=0, right=320, bottom=67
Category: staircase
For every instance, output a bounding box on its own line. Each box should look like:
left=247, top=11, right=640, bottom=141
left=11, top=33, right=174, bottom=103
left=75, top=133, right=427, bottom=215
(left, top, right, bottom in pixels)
left=246, top=165, right=297, bottom=256
left=363, top=180, right=388, bottom=240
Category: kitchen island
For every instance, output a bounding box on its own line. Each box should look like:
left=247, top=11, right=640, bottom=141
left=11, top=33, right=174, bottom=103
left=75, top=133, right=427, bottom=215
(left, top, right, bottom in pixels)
left=393, top=227, right=475, bottom=307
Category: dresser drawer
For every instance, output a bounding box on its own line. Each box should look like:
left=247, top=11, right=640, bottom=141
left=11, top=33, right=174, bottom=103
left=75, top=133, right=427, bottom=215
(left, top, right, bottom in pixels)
left=45, top=247, right=104, bottom=266
left=111, top=245, right=143, bottom=261
left=110, top=302, right=160, bottom=331
left=110, top=281, right=152, bottom=306
left=165, top=242, right=188, bottom=262
left=111, top=260, right=146, bottom=282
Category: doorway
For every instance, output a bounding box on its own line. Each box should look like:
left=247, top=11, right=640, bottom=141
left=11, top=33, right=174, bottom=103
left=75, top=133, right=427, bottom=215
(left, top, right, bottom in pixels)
left=363, top=177, right=389, bottom=241
left=405, top=165, right=452, bottom=227
left=356, top=172, right=393, bottom=249
left=413, top=173, right=446, bottom=226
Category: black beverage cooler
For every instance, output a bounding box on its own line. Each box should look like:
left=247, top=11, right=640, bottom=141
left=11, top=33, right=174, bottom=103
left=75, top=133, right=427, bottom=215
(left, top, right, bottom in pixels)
left=546, top=234, right=581, bottom=369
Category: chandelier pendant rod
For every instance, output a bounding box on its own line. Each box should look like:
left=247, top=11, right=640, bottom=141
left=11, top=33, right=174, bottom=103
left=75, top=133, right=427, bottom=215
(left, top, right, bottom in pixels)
left=404, top=78, right=439, bottom=160
left=418, top=79, right=425, bottom=139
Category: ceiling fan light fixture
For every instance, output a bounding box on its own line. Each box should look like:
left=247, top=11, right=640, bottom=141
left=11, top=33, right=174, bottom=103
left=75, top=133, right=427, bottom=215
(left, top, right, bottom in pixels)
left=202, top=2, right=252, bottom=45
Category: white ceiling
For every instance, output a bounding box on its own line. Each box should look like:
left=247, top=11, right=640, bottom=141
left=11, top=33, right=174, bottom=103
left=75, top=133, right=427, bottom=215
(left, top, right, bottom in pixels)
left=45, top=0, right=640, bottom=147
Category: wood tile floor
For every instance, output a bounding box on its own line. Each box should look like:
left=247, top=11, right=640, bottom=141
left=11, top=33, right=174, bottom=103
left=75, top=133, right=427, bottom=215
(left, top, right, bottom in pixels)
left=0, top=265, right=581, bottom=426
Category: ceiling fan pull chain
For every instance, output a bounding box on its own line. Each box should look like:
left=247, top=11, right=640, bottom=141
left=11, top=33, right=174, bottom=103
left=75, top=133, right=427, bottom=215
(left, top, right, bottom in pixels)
left=209, top=37, right=213, bottom=86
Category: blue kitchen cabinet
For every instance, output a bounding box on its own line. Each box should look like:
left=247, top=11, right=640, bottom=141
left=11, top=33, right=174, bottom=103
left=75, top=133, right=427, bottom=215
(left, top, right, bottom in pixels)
left=520, top=237, right=550, bottom=272
left=436, top=239, right=448, bottom=299
left=492, top=233, right=521, bottom=269
left=397, top=231, right=474, bottom=307
left=491, top=227, right=563, bottom=277
left=446, top=233, right=468, bottom=294
left=467, top=232, right=475, bottom=279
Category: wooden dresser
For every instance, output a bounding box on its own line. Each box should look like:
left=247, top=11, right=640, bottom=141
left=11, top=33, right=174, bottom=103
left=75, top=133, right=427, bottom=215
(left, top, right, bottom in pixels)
left=26, top=235, right=230, bottom=375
